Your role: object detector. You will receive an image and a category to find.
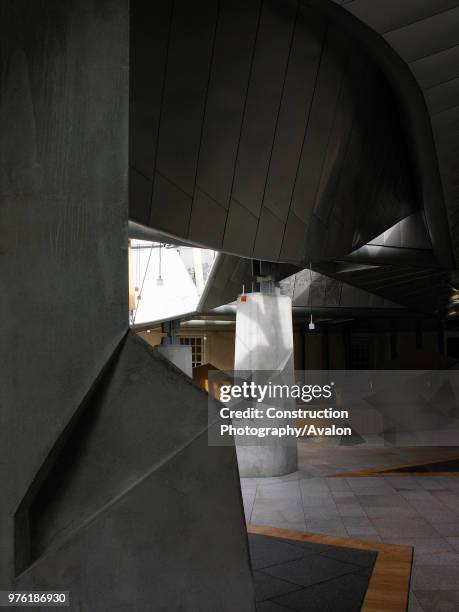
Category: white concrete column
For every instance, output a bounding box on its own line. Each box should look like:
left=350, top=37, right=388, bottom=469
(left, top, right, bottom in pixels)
left=156, top=345, right=192, bottom=377
left=234, top=293, right=298, bottom=476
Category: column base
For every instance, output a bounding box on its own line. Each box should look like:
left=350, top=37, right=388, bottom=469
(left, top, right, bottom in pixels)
left=236, top=444, right=297, bottom=477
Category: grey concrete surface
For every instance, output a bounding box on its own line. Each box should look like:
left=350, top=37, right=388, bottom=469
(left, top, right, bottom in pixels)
left=0, top=0, right=129, bottom=587
left=156, top=344, right=193, bottom=377
left=16, top=336, right=255, bottom=611
left=17, top=429, right=255, bottom=612
left=1, top=3, right=254, bottom=609
left=234, top=294, right=298, bottom=476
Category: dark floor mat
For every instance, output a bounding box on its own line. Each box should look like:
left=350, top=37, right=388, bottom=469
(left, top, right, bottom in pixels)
left=248, top=533, right=377, bottom=612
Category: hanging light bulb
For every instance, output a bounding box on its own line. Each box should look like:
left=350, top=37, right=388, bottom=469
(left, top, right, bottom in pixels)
left=308, top=262, right=316, bottom=331
left=308, top=262, right=315, bottom=330
left=157, top=243, right=164, bottom=285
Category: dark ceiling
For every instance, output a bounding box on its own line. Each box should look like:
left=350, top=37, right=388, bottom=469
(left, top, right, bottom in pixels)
left=129, top=0, right=458, bottom=317
left=130, top=0, right=421, bottom=265
left=334, top=0, right=459, bottom=266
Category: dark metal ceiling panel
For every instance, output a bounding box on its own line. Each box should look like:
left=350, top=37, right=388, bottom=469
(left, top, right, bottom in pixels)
left=410, top=46, right=459, bottom=89
left=195, top=0, right=261, bottom=211
left=312, top=44, right=357, bottom=224
left=367, top=211, right=432, bottom=250
left=130, top=0, right=418, bottom=266
left=279, top=211, right=308, bottom=262
left=231, top=0, right=297, bottom=219
left=280, top=269, right=403, bottom=310
left=154, top=1, right=218, bottom=197
left=151, top=173, right=192, bottom=238
left=345, top=0, right=458, bottom=36
left=345, top=246, right=438, bottom=268
left=290, top=21, right=351, bottom=225
left=129, top=168, right=152, bottom=225
left=261, top=5, right=326, bottom=223
left=130, top=1, right=172, bottom=183
left=222, top=199, right=258, bottom=254
left=190, top=187, right=226, bottom=250
left=253, top=206, right=284, bottom=260
left=189, top=189, right=227, bottom=249
left=324, top=263, right=454, bottom=314
left=336, top=1, right=459, bottom=268
left=432, top=106, right=459, bottom=240
left=383, top=8, right=459, bottom=63
left=424, top=78, right=459, bottom=116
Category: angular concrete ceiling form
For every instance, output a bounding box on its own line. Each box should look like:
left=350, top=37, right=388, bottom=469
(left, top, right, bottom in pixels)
left=342, top=212, right=440, bottom=268
left=334, top=0, right=459, bottom=266
left=130, top=0, right=418, bottom=266
left=367, top=212, right=432, bottom=251
left=280, top=269, right=403, bottom=311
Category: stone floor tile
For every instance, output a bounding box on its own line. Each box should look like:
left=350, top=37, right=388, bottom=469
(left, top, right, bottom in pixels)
left=336, top=503, right=367, bottom=517
left=408, top=590, right=423, bottom=612
left=364, top=503, right=419, bottom=518
left=414, top=551, right=459, bottom=566
left=331, top=491, right=358, bottom=503
left=414, top=589, right=459, bottom=612
left=432, top=523, right=459, bottom=537
left=416, top=477, right=451, bottom=491
left=242, top=487, right=257, bottom=522
left=383, top=537, right=452, bottom=553
left=325, top=477, right=352, bottom=492
left=356, top=493, right=413, bottom=508
left=372, top=517, right=440, bottom=538
left=343, top=516, right=378, bottom=536
left=303, top=518, right=348, bottom=537
left=445, top=536, right=459, bottom=551
left=411, top=564, right=459, bottom=590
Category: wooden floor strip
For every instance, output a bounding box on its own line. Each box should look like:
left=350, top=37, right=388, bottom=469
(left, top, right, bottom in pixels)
left=335, top=471, right=459, bottom=477
left=332, top=455, right=459, bottom=478
left=248, top=524, right=413, bottom=612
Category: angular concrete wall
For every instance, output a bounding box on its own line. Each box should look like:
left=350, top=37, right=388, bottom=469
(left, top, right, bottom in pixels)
left=0, top=0, right=129, bottom=587
left=15, top=333, right=255, bottom=611
left=1, top=2, right=254, bottom=609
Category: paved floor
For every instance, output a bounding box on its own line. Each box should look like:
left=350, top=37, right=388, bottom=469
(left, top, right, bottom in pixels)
left=249, top=533, right=376, bottom=611
left=241, top=441, right=459, bottom=612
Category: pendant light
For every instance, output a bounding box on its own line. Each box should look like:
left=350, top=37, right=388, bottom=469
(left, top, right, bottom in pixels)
left=156, top=243, right=164, bottom=286
left=308, top=262, right=315, bottom=330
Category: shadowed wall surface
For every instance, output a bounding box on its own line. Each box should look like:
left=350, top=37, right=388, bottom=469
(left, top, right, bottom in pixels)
left=1, top=2, right=255, bottom=609
left=15, top=333, right=255, bottom=611
left=0, top=0, right=129, bottom=586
